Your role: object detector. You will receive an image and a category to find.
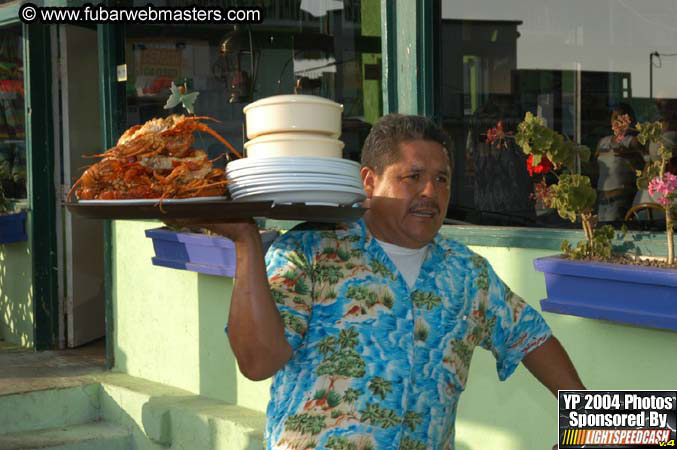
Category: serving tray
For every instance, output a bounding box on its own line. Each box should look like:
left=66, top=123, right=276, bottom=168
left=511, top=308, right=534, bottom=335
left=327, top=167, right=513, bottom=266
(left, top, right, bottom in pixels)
left=64, top=199, right=366, bottom=223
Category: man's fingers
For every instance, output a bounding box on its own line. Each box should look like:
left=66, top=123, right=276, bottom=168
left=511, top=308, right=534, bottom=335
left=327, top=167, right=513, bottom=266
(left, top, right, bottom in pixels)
left=161, top=218, right=260, bottom=242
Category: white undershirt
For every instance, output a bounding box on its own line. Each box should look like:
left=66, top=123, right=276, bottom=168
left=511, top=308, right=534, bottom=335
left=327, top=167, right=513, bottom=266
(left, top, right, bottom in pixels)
left=375, top=239, right=429, bottom=289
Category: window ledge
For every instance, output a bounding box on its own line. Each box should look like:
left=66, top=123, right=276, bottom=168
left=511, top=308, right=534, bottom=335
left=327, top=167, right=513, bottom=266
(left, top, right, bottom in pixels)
left=439, top=224, right=670, bottom=255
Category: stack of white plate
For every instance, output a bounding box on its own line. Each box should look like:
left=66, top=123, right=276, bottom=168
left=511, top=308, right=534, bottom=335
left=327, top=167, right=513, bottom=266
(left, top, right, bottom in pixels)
left=229, top=95, right=366, bottom=205
left=226, top=156, right=366, bottom=206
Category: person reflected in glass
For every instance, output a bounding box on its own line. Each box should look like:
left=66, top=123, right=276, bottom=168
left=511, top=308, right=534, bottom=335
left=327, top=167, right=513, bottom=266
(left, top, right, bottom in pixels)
left=595, top=104, right=646, bottom=224
left=631, top=99, right=677, bottom=222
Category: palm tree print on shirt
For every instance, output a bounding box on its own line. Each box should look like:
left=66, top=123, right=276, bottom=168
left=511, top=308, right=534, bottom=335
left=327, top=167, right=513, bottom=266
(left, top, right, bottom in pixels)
left=368, top=376, right=393, bottom=400
left=326, top=435, right=376, bottom=450
left=471, top=254, right=489, bottom=291
left=269, top=250, right=313, bottom=297
left=411, top=290, right=442, bottom=310
left=359, top=402, right=401, bottom=429
left=343, top=285, right=395, bottom=319
left=369, top=259, right=396, bottom=280
left=403, top=411, right=423, bottom=431
left=399, top=437, right=427, bottom=450
left=414, top=318, right=429, bottom=342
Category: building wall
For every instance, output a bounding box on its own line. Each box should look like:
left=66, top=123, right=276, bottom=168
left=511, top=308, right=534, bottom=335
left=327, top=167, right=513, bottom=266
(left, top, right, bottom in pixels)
left=0, top=240, right=33, bottom=348
left=0, top=220, right=33, bottom=348
left=113, top=219, right=677, bottom=449
left=112, top=219, right=270, bottom=413
left=0, top=208, right=35, bottom=348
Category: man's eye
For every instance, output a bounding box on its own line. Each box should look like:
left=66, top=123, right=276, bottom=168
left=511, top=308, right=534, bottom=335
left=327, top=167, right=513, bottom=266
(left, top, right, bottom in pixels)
left=436, top=176, right=449, bottom=184
left=407, top=174, right=420, bottom=180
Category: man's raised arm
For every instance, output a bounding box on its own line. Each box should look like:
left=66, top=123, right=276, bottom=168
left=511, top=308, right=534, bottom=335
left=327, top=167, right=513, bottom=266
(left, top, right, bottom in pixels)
left=200, top=221, right=292, bottom=381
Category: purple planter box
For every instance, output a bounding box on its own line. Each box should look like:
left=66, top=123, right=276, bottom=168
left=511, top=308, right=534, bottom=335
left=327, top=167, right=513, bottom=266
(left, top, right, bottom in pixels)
left=534, top=256, right=677, bottom=331
left=145, top=227, right=279, bottom=277
left=0, top=211, right=27, bottom=244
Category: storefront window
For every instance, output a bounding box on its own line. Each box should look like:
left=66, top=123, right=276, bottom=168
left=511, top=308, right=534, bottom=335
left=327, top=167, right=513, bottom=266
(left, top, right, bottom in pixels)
left=439, top=0, right=677, bottom=227
left=123, top=0, right=381, bottom=165
left=0, top=25, right=26, bottom=202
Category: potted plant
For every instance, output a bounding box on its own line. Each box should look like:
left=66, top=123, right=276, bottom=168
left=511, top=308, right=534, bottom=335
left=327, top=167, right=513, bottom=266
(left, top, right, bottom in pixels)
left=635, top=121, right=676, bottom=264
left=488, top=113, right=677, bottom=331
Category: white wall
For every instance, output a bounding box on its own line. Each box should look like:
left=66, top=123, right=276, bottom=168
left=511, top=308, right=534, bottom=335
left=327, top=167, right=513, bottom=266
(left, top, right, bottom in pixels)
left=443, top=0, right=677, bottom=98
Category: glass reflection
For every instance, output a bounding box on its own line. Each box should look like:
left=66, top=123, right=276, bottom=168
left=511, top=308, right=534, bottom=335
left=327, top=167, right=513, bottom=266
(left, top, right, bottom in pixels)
left=124, top=0, right=381, bottom=165
left=0, top=25, right=26, bottom=204
left=440, top=0, right=677, bottom=228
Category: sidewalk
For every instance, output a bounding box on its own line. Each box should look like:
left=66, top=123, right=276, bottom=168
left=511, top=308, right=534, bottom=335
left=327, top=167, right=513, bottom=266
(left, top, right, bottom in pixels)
left=0, top=338, right=106, bottom=396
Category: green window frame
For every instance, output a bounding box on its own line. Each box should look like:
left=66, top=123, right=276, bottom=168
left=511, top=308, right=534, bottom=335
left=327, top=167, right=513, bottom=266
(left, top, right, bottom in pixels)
left=0, top=2, right=58, bottom=350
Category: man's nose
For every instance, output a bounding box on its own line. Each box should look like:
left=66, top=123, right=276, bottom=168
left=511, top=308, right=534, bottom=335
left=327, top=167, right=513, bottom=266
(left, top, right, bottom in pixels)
left=420, top=177, right=436, bottom=197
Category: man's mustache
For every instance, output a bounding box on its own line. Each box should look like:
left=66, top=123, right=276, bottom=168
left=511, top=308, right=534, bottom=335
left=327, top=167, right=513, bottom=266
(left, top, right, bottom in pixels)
left=365, top=196, right=441, bottom=214
left=408, top=200, right=440, bottom=214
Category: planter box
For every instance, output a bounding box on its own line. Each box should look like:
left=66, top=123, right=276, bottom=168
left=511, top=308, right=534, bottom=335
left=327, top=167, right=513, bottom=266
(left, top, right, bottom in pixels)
left=0, top=211, right=27, bottom=244
left=534, top=256, right=677, bottom=331
left=145, top=227, right=279, bottom=277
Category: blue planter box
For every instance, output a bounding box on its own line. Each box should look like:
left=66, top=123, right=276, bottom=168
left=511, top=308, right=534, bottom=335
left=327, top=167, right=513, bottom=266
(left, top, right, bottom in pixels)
left=145, top=227, right=279, bottom=277
left=0, top=211, right=27, bottom=244
left=534, top=256, right=677, bottom=331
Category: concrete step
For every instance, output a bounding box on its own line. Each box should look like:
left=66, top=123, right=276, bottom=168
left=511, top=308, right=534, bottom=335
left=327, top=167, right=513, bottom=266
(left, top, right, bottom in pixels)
left=0, top=385, right=100, bottom=435
left=99, top=373, right=266, bottom=449
left=0, top=372, right=266, bottom=449
left=0, top=421, right=131, bottom=450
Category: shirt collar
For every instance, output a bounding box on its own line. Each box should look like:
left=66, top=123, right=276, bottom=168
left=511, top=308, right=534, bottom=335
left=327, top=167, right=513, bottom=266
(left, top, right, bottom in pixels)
left=355, top=217, right=444, bottom=259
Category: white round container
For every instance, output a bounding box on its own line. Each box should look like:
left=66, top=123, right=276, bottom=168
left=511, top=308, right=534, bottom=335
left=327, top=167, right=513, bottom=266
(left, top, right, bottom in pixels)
left=244, top=133, right=344, bottom=159
left=243, top=95, right=343, bottom=139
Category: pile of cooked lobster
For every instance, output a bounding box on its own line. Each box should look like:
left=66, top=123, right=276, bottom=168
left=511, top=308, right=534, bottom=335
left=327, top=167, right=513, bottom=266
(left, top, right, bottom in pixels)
left=67, top=115, right=242, bottom=201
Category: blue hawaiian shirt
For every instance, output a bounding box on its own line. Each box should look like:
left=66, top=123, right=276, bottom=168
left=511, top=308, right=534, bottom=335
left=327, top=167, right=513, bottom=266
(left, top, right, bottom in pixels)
left=263, top=219, right=552, bottom=450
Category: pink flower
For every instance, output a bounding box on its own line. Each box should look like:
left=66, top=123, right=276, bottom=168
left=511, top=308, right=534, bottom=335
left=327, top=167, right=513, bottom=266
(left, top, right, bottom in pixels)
left=648, top=172, right=677, bottom=206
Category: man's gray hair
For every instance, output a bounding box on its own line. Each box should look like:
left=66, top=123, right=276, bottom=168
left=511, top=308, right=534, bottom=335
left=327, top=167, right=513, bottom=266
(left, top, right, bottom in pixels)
left=360, top=113, right=454, bottom=174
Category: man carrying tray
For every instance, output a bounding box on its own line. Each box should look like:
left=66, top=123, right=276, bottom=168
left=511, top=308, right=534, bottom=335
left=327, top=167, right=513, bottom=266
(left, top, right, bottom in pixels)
left=190, top=114, right=584, bottom=449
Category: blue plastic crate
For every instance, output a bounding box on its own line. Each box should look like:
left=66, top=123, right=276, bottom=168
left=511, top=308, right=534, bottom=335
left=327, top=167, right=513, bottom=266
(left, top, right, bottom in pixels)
left=0, top=211, right=27, bottom=244
left=145, top=227, right=279, bottom=277
left=534, top=256, right=677, bottom=331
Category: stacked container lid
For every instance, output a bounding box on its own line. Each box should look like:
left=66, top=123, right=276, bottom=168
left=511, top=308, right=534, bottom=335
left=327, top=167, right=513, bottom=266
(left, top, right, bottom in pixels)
left=227, top=95, right=366, bottom=206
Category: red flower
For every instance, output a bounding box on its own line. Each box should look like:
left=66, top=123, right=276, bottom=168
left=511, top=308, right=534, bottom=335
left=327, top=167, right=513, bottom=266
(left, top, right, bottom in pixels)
left=526, top=154, right=553, bottom=176
left=486, top=121, right=507, bottom=147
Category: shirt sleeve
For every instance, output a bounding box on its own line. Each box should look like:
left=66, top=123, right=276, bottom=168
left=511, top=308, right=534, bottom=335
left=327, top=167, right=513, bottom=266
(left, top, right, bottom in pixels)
left=475, top=257, right=552, bottom=381
left=264, top=228, right=315, bottom=352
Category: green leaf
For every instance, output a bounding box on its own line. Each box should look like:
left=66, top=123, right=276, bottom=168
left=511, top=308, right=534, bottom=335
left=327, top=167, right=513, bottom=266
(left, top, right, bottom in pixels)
left=163, top=81, right=199, bottom=114
left=163, top=82, right=182, bottom=110
left=181, top=91, right=199, bottom=114
left=164, top=92, right=182, bottom=109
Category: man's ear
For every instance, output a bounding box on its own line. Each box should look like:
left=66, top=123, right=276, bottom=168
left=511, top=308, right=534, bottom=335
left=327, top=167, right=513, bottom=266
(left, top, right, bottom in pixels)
left=361, top=166, right=376, bottom=198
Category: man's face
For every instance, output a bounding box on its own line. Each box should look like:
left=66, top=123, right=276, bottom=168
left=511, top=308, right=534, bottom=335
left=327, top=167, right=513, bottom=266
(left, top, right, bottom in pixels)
left=361, top=139, right=451, bottom=248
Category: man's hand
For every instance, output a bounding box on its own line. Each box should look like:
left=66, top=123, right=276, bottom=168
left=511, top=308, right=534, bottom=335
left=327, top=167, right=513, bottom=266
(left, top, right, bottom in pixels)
left=163, top=218, right=259, bottom=243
